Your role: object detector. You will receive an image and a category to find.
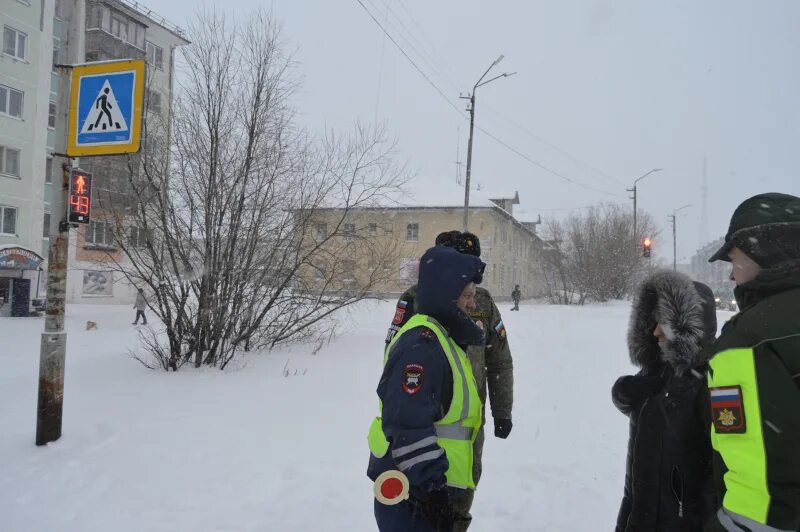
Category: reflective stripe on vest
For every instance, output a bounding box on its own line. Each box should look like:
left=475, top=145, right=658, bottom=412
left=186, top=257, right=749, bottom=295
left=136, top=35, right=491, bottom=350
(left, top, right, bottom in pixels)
left=708, top=347, right=771, bottom=525
left=368, top=313, right=482, bottom=489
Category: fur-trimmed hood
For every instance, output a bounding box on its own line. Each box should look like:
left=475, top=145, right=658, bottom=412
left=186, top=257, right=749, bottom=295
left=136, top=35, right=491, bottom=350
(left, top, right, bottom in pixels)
left=628, top=270, right=717, bottom=374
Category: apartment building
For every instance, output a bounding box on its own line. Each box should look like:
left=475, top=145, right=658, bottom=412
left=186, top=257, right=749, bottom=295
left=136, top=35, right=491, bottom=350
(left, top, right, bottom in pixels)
left=61, top=0, right=187, bottom=304
left=0, top=0, right=187, bottom=315
left=0, top=0, right=55, bottom=316
left=304, top=194, right=545, bottom=298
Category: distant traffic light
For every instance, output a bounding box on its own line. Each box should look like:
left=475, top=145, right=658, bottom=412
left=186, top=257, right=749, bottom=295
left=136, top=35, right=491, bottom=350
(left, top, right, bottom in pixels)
left=642, top=237, right=652, bottom=258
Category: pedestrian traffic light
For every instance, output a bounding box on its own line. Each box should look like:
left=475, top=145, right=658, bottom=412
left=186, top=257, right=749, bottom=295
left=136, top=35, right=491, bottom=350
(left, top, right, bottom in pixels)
left=642, top=237, right=652, bottom=258
left=68, top=169, right=92, bottom=224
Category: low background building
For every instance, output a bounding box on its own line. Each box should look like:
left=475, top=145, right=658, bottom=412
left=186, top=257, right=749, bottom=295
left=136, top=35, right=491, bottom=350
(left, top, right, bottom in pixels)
left=301, top=192, right=545, bottom=299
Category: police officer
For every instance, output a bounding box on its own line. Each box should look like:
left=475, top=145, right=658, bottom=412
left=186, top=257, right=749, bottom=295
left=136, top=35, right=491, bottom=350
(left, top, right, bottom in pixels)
left=368, top=245, right=486, bottom=532
left=704, top=193, right=800, bottom=531
left=385, top=231, right=514, bottom=531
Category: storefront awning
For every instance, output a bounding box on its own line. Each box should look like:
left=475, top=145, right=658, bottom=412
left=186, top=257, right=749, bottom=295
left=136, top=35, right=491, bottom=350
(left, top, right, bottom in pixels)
left=0, top=246, right=44, bottom=271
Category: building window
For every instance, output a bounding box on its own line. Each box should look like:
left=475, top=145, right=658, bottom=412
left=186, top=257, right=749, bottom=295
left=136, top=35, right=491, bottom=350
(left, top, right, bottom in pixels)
left=45, top=157, right=53, bottom=183
left=146, top=89, right=162, bottom=114
left=313, top=223, right=327, bottom=242
left=54, top=0, right=63, bottom=19
left=146, top=41, right=164, bottom=69
left=3, top=26, right=27, bottom=61
left=48, top=101, right=57, bottom=129
left=42, top=212, right=50, bottom=238
left=406, top=223, right=419, bottom=242
left=368, top=223, right=377, bottom=236
left=0, top=146, right=20, bottom=177
left=0, top=205, right=17, bottom=235
left=129, top=226, right=148, bottom=248
left=0, top=85, right=24, bottom=119
left=110, top=15, right=127, bottom=41
left=343, top=223, right=355, bottom=242
left=85, top=220, right=115, bottom=247
left=52, top=37, right=61, bottom=69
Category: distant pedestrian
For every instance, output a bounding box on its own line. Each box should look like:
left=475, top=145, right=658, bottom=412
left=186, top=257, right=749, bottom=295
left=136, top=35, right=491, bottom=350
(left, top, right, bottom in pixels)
left=511, top=285, right=521, bottom=311
left=133, top=288, right=147, bottom=325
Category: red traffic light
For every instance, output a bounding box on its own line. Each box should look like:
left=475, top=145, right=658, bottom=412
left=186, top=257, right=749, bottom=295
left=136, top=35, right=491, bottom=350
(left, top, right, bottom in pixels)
left=643, top=237, right=652, bottom=247
left=642, top=237, right=652, bottom=258
left=68, top=170, right=93, bottom=224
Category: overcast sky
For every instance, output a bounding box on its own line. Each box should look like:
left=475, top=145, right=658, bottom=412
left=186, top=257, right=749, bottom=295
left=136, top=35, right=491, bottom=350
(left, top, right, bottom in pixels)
left=154, top=0, right=800, bottom=262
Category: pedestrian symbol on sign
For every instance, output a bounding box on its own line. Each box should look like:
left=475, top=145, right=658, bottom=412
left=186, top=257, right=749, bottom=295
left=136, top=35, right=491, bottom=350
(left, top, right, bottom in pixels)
left=81, top=81, right=128, bottom=133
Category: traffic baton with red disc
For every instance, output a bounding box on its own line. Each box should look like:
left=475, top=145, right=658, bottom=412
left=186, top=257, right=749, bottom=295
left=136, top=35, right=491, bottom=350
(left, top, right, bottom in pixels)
left=374, top=470, right=410, bottom=505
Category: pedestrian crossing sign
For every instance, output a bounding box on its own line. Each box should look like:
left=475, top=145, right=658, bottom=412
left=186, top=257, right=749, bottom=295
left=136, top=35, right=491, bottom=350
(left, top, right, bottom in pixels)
left=67, top=59, right=145, bottom=156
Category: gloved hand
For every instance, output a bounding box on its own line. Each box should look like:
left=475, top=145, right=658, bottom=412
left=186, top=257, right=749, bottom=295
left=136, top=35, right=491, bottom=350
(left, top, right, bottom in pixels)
left=418, top=487, right=455, bottom=530
left=494, top=418, right=513, bottom=439
left=611, top=374, right=665, bottom=415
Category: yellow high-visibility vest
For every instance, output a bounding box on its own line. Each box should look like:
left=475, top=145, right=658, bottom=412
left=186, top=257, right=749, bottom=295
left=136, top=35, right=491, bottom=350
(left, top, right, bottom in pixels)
left=368, top=313, right=483, bottom=489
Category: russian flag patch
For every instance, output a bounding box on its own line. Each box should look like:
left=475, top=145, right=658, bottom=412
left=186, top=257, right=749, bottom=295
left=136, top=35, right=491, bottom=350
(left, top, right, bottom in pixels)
left=494, top=320, right=506, bottom=338
left=710, top=385, right=746, bottom=434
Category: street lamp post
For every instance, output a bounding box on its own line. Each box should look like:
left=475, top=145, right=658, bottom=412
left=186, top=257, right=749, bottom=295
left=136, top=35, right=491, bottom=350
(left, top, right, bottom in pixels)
left=669, top=204, right=693, bottom=271
left=461, top=55, right=516, bottom=231
left=627, top=168, right=662, bottom=242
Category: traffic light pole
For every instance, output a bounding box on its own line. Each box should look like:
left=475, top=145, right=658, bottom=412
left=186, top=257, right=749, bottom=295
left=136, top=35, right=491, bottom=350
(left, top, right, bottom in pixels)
left=36, top=160, right=71, bottom=446
left=36, top=60, right=76, bottom=446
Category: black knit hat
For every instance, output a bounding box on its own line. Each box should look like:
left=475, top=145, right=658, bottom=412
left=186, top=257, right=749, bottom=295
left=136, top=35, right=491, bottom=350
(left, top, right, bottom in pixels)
left=435, top=230, right=462, bottom=247
left=708, top=193, right=800, bottom=267
left=456, top=232, right=481, bottom=258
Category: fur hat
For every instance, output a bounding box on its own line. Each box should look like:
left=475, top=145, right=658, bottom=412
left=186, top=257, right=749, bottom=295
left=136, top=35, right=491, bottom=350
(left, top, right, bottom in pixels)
left=628, top=270, right=717, bottom=375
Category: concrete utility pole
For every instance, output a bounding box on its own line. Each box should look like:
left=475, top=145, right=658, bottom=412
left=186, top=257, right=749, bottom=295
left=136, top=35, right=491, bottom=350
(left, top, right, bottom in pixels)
left=668, top=204, right=693, bottom=271
left=36, top=159, right=72, bottom=445
left=626, top=168, right=662, bottom=242
left=461, top=55, right=516, bottom=231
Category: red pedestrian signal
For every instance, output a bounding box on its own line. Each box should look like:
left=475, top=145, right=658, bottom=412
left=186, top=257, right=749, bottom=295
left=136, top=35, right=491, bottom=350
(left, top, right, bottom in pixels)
left=642, top=237, right=652, bottom=258
left=68, top=170, right=92, bottom=224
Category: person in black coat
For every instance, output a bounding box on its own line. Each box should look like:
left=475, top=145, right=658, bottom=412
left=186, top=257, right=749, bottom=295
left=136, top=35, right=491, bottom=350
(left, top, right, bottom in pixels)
left=612, top=270, right=719, bottom=532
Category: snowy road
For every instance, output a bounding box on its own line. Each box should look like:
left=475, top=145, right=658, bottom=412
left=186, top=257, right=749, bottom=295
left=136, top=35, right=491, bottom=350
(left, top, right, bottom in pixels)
left=0, top=300, right=732, bottom=531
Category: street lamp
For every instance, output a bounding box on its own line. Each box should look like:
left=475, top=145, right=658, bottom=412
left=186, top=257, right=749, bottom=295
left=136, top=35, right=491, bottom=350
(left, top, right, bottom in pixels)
left=461, top=55, right=517, bottom=231
left=669, top=203, right=693, bottom=271
left=627, top=168, right=662, bottom=241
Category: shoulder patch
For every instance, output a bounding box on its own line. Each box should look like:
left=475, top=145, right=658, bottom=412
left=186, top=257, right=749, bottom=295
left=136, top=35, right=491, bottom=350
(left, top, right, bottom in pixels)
left=402, top=363, right=424, bottom=395
left=494, top=320, right=507, bottom=338
left=710, top=386, right=746, bottom=434
left=392, top=301, right=408, bottom=325
left=392, top=300, right=408, bottom=325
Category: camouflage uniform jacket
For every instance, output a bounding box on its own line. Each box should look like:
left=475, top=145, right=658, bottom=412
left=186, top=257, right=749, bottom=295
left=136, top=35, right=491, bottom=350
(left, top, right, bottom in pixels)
left=385, top=285, right=514, bottom=421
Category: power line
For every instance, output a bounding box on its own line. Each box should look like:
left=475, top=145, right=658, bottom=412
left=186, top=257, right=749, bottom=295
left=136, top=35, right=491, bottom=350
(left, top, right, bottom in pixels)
left=374, top=0, right=622, bottom=190
left=482, top=103, right=626, bottom=186
left=393, top=0, right=466, bottom=89
left=354, top=0, right=463, bottom=116
left=475, top=125, right=623, bottom=198
left=368, top=0, right=461, bottom=94
left=354, top=0, right=622, bottom=199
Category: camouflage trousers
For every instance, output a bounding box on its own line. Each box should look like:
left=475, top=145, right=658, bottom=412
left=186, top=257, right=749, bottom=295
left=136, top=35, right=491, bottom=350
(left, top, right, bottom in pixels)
left=451, top=427, right=485, bottom=532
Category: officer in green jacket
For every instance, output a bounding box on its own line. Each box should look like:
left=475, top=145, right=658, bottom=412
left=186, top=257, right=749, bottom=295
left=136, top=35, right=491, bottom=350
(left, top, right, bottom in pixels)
left=385, top=230, right=514, bottom=532
left=704, top=193, right=800, bottom=532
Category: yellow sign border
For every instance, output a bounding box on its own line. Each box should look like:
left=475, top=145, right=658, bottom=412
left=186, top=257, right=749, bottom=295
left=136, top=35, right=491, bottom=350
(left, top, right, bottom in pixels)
left=66, top=59, right=145, bottom=157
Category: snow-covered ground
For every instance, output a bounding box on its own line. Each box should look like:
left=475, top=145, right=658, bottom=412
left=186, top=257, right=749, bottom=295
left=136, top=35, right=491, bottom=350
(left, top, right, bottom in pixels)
left=0, top=300, right=733, bottom=531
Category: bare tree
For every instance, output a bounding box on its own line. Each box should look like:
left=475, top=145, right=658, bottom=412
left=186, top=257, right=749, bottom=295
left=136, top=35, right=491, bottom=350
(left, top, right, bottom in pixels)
left=540, top=204, right=658, bottom=305
left=98, top=9, right=405, bottom=370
